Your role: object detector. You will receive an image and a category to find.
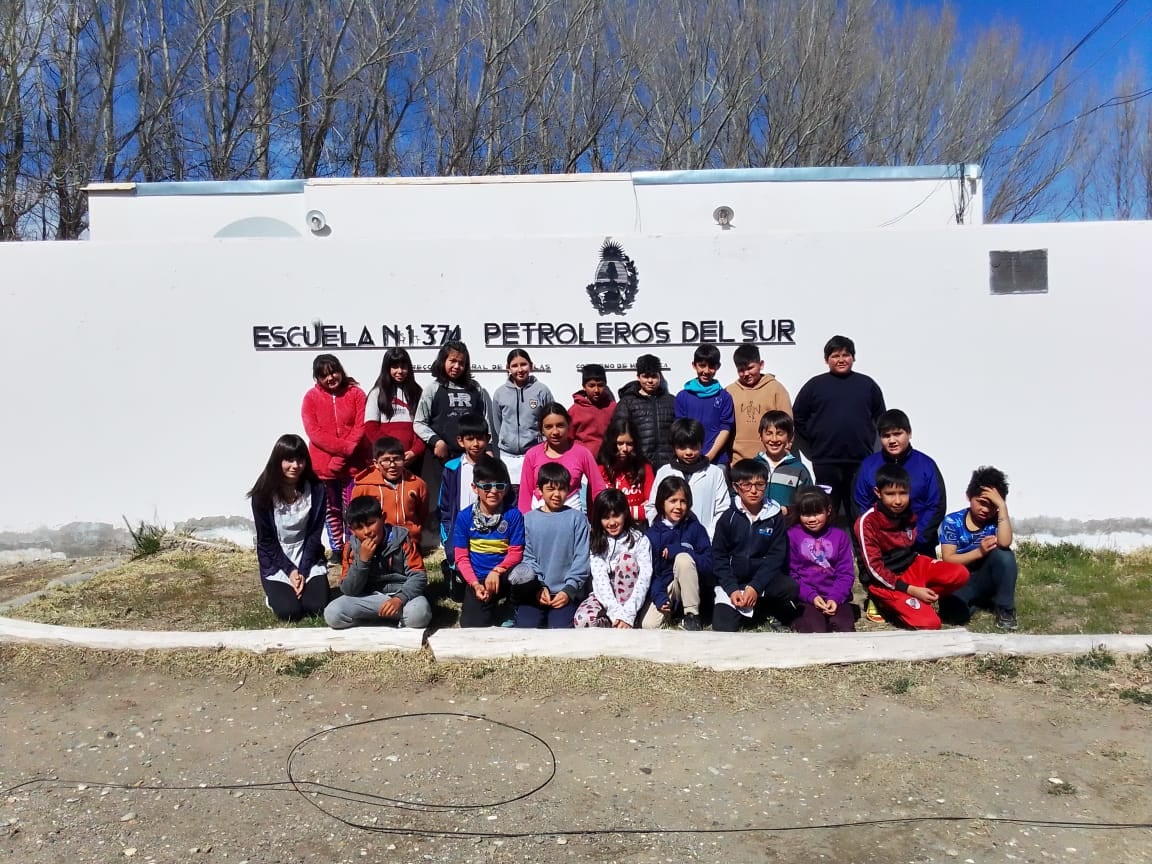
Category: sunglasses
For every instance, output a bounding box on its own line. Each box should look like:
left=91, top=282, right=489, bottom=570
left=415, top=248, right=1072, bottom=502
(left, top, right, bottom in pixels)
left=475, top=482, right=508, bottom=492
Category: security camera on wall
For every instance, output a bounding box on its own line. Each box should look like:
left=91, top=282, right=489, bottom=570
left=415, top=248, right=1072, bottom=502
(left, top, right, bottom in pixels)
left=306, top=210, right=328, bottom=233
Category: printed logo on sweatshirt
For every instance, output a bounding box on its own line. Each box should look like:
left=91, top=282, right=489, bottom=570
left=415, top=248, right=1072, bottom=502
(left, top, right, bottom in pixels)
left=498, top=520, right=508, bottom=534
left=586, top=240, right=639, bottom=316
left=529, top=399, right=539, bottom=409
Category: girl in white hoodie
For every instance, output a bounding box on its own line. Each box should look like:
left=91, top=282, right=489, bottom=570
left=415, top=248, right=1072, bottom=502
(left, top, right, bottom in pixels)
left=573, top=489, right=652, bottom=629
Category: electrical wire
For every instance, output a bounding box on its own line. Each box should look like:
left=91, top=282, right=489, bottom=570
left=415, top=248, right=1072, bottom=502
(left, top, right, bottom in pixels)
left=5, top=712, right=1152, bottom=840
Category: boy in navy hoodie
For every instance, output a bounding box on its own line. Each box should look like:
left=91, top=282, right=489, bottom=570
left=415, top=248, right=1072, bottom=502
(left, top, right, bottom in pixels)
left=710, top=459, right=799, bottom=632
left=674, top=343, right=736, bottom=465
left=852, top=409, right=946, bottom=557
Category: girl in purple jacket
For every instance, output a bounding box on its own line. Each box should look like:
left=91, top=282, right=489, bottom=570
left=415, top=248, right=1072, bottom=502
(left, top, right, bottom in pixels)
left=787, top=486, right=856, bottom=633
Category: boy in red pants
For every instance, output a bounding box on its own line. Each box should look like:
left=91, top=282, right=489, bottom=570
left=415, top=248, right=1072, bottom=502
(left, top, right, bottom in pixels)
left=855, top=464, right=968, bottom=629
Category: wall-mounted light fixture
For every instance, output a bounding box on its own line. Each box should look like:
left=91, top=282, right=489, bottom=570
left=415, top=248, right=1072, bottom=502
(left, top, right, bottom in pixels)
left=713, top=205, right=734, bottom=230
left=306, top=209, right=329, bottom=234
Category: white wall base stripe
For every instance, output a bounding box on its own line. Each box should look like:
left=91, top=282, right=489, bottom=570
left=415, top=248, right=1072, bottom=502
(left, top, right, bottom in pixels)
left=1, top=617, right=1148, bottom=668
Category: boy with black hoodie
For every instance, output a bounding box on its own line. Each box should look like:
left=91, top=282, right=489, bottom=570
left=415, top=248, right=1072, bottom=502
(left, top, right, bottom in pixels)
left=710, top=459, right=799, bottom=632
left=854, top=464, right=968, bottom=630
left=569, top=363, right=616, bottom=455
left=613, top=354, right=676, bottom=468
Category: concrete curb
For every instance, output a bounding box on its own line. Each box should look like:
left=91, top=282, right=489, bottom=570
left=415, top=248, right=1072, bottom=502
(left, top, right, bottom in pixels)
left=0, top=617, right=1149, bottom=668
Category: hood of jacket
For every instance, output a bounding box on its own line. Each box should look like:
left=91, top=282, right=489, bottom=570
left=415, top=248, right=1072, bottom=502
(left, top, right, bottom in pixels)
left=729, top=373, right=778, bottom=393
left=571, top=389, right=615, bottom=409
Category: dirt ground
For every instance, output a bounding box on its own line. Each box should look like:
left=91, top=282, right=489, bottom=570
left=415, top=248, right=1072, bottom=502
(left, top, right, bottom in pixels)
left=1, top=650, right=1150, bottom=863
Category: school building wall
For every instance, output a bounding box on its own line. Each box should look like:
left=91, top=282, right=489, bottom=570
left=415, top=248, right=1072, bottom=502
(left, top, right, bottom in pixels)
left=0, top=218, right=1147, bottom=542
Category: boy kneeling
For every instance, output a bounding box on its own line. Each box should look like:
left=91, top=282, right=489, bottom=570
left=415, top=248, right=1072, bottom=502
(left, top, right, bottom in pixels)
left=324, top=497, right=432, bottom=630
left=854, top=464, right=968, bottom=630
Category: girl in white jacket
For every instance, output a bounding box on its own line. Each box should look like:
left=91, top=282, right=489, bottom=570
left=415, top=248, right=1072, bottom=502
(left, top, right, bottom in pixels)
left=574, top=489, right=653, bottom=629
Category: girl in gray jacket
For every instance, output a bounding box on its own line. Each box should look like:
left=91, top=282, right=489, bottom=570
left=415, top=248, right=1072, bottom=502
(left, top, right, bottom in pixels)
left=492, top=349, right=554, bottom=496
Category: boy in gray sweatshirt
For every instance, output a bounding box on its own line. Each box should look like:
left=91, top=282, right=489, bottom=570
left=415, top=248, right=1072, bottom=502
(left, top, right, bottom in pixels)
left=509, top=463, right=591, bottom=628
left=324, top=497, right=432, bottom=629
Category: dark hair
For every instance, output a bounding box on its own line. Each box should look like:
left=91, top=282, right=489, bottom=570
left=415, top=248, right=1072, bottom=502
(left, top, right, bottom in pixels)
left=669, top=417, right=705, bottom=448
left=823, top=335, right=856, bottom=359
left=597, top=417, right=648, bottom=484
left=430, top=340, right=476, bottom=389
left=732, top=344, right=761, bottom=367
left=537, top=462, right=572, bottom=491
left=692, top=343, right=721, bottom=367
left=456, top=413, right=490, bottom=441
left=758, top=410, right=794, bottom=437
left=582, top=363, right=607, bottom=384
left=538, top=402, right=571, bottom=432
left=372, top=348, right=422, bottom=420
left=346, top=496, right=382, bottom=528
left=654, top=475, right=692, bottom=518
left=877, top=409, right=911, bottom=435
left=966, top=465, right=1009, bottom=499
left=874, top=463, right=911, bottom=493
left=729, top=458, right=770, bottom=486
left=793, top=486, right=833, bottom=521
left=247, top=434, right=317, bottom=510
left=589, top=489, right=637, bottom=556
left=472, top=454, right=510, bottom=486
left=372, top=436, right=404, bottom=459
left=312, top=353, right=357, bottom=387
left=506, top=348, right=532, bottom=368
left=636, top=354, right=662, bottom=376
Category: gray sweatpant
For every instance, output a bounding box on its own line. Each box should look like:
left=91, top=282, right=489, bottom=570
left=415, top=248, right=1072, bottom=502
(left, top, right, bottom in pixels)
left=324, top=593, right=433, bottom=630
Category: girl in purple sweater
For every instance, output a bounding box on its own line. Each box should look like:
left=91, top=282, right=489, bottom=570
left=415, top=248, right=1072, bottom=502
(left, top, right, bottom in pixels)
left=787, top=486, right=856, bottom=633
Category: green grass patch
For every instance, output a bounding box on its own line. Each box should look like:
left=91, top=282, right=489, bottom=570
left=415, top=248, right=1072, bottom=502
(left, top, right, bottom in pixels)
left=1119, top=688, right=1152, bottom=705
left=278, top=655, right=331, bottom=677
left=124, top=518, right=167, bottom=559
left=975, top=654, right=1022, bottom=679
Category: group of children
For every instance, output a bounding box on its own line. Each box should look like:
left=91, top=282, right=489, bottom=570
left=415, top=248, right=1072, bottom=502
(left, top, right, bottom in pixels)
left=249, top=335, right=1018, bottom=633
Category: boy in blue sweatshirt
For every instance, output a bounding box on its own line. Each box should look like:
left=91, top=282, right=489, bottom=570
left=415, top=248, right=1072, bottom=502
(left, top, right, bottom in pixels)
left=853, top=409, right=946, bottom=557
left=508, top=463, right=591, bottom=628
left=710, top=459, right=798, bottom=632
left=674, top=343, right=736, bottom=465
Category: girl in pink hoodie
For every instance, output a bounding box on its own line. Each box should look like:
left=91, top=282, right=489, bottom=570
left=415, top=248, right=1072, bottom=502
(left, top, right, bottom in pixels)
left=301, top=354, right=368, bottom=555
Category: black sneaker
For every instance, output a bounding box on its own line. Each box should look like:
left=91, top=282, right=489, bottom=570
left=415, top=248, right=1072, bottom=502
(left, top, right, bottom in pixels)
left=681, top=613, right=701, bottom=632
left=995, top=607, right=1018, bottom=631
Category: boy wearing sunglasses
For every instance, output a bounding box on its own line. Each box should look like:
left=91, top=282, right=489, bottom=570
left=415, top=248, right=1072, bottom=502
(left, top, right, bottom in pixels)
left=452, top=455, right=525, bottom=627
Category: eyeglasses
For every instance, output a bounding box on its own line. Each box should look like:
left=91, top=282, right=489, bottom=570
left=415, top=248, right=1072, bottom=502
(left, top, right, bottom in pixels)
left=735, top=481, right=767, bottom=491
left=476, top=482, right=508, bottom=492
left=375, top=456, right=404, bottom=464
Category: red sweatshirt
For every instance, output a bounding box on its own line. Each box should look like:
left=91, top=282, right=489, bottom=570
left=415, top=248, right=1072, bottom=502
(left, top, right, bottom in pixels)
left=301, top=382, right=370, bottom=480
left=600, top=463, right=655, bottom=525
left=569, top=390, right=616, bottom=456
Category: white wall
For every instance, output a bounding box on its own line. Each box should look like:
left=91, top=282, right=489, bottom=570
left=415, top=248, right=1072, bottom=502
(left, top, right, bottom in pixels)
left=0, top=220, right=1147, bottom=532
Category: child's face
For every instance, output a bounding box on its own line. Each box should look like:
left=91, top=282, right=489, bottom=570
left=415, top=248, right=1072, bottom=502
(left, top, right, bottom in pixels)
left=582, top=379, right=606, bottom=401
left=374, top=453, right=405, bottom=482
left=281, top=457, right=306, bottom=484
left=541, top=413, right=570, bottom=448
left=733, top=477, right=766, bottom=511
left=614, top=431, right=636, bottom=459
left=389, top=363, right=409, bottom=384
left=601, top=510, right=626, bottom=537
left=760, top=424, right=792, bottom=460
left=443, top=350, right=466, bottom=381
left=508, top=356, right=531, bottom=385
left=674, top=442, right=702, bottom=464
left=350, top=517, right=385, bottom=545
left=539, top=482, right=569, bottom=512
left=662, top=490, right=689, bottom=522
left=968, top=492, right=999, bottom=525
left=459, top=434, right=489, bottom=460
left=692, top=359, right=719, bottom=385
left=472, top=479, right=508, bottom=513
left=315, top=367, right=343, bottom=391
left=736, top=361, right=763, bottom=387
left=800, top=507, right=831, bottom=534
left=876, top=484, right=909, bottom=515
left=825, top=349, right=855, bottom=375
left=880, top=428, right=911, bottom=458
left=637, top=372, right=661, bottom=395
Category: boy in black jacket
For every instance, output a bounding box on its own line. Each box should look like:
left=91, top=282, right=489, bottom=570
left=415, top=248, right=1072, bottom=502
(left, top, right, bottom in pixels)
left=613, top=353, right=676, bottom=468
left=710, top=459, right=799, bottom=632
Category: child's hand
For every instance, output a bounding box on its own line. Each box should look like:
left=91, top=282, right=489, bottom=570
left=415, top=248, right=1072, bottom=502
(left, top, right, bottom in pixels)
left=613, top=620, right=633, bottom=629
left=780, top=506, right=789, bottom=517
left=433, top=441, right=449, bottom=460
left=289, top=569, right=304, bottom=598
left=815, top=596, right=838, bottom=616
left=359, top=534, right=379, bottom=562
left=472, top=582, right=489, bottom=602
left=981, top=486, right=1005, bottom=510
left=403, top=449, right=416, bottom=464
left=485, top=569, right=502, bottom=593
left=537, top=586, right=552, bottom=606
left=907, top=585, right=939, bottom=604
left=661, top=548, right=669, bottom=559
left=549, top=590, right=570, bottom=609
left=658, top=602, right=671, bottom=614
left=378, top=596, right=403, bottom=619
left=979, top=535, right=998, bottom=555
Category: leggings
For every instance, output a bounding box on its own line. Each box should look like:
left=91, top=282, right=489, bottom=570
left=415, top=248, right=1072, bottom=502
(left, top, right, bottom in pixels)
left=322, top=478, right=353, bottom=552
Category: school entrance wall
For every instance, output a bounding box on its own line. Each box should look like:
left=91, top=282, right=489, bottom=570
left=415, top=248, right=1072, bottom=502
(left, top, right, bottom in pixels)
left=0, top=219, right=1148, bottom=538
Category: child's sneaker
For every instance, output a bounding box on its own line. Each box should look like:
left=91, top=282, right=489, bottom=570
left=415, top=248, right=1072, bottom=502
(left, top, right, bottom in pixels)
left=864, top=598, right=885, bottom=623
left=995, top=607, right=1018, bottom=631
left=681, top=613, right=701, bottom=631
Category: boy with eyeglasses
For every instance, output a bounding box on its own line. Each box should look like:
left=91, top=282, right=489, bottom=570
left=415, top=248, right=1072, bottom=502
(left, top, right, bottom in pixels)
left=350, top=436, right=428, bottom=550
left=754, top=410, right=813, bottom=516
left=710, top=459, right=799, bottom=632
left=452, top=455, right=525, bottom=627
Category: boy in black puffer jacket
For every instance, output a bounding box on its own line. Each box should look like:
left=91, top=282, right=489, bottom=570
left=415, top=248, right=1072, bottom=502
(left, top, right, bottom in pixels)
left=613, top=354, right=676, bottom=469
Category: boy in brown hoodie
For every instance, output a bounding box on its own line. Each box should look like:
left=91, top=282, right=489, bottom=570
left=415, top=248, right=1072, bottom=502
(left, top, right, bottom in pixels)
left=725, top=344, right=792, bottom=463
left=569, top=363, right=616, bottom=456
left=350, top=436, right=428, bottom=550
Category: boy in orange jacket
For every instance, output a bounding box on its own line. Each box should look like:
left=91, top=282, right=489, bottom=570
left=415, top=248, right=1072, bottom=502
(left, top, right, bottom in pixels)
left=350, top=436, right=428, bottom=552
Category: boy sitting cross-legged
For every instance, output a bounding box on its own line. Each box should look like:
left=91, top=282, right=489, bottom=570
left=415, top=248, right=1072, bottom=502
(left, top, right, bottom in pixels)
left=710, top=459, right=800, bottom=632
left=324, top=497, right=432, bottom=630
left=854, top=464, right=968, bottom=630
left=453, top=455, right=525, bottom=628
